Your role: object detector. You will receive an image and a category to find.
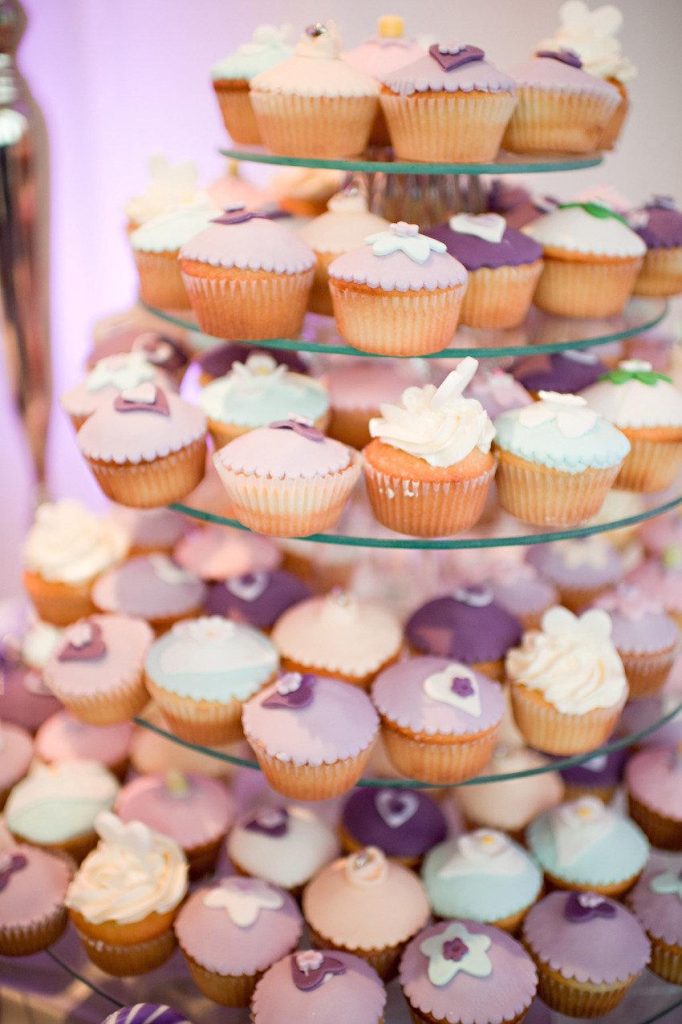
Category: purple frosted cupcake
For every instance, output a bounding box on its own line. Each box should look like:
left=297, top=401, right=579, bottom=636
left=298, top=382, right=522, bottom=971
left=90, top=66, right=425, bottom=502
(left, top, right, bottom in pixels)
left=205, top=570, right=312, bottom=632
left=371, top=656, right=505, bottom=784
left=405, top=585, right=522, bottom=680
left=464, top=367, right=533, bottom=423
left=175, top=876, right=303, bottom=1006
left=527, top=537, right=623, bottom=612
left=631, top=195, right=682, bottom=297
left=522, top=890, right=650, bottom=1017
left=559, top=747, right=629, bottom=804
left=425, top=213, right=543, bottom=329
left=594, top=587, right=679, bottom=698
left=102, top=1008, right=192, bottom=1024
left=339, top=787, right=447, bottom=867
left=400, top=920, right=537, bottom=1024
left=511, top=350, right=606, bottom=397
left=629, top=852, right=682, bottom=983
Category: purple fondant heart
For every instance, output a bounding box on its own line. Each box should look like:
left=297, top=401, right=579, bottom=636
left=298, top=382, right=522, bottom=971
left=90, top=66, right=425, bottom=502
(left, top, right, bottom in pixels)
left=443, top=937, right=469, bottom=962
left=262, top=672, right=315, bottom=710
left=291, top=952, right=346, bottom=992
left=57, top=621, right=106, bottom=663
left=536, top=48, right=582, bottom=69
left=564, top=891, right=617, bottom=923
left=0, top=853, right=27, bottom=892
left=244, top=807, right=289, bottom=838
left=429, top=43, right=484, bottom=72
left=269, top=419, right=325, bottom=443
left=113, top=384, right=169, bottom=416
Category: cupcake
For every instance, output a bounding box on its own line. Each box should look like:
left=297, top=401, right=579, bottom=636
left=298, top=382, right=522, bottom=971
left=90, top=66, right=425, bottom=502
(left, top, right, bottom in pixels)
left=242, top=671, right=379, bottom=800
left=425, top=213, right=543, bottom=329
left=87, top=307, right=189, bottom=374
left=124, top=155, right=204, bottom=233
left=129, top=703, right=240, bottom=780
left=298, top=189, right=389, bottom=315
left=380, top=43, right=517, bottom=162
left=493, top=391, right=630, bottom=527
left=627, top=554, right=682, bottom=628
left=453, top=745, right=564, bottom=839
left=271, top=591, right=402, bottom=689
left=211, top=24, right=291, bottom=144
left=526, top=796, right=649, bottom=895
left=116, top=770, right=236, bottom=876
left=594, top=587, right=678, bottom=698
left=145, top=616, right=279, bottom=744
left=504, top=48, right=619, bottom=154
left=464, top=369, right=532, bottom=425
left=526, top=537, right=623, bottom=612
left=77, top=386, right=207, bottom=509
left=212, top=419, right=361, bottom=537
left=0, top=722, right=33, bottom=808
left=506, top=607, right=628, bottom=755
left=43, top=614, right=153, bottom=725
left=371, top=656, right=505, bottom=784
left=22, top=500, right=129, bottom=626
left=199, top=351, right=329, bottom=448
left=325, top=358, right=422, bottom=451
left=206, top=569, right=311, bottom=631
left=173, top=524, right=280, bottom=583
left=175, top=876, right=303, bottom=1005
left=130, top=204, right=219, bottom=309
left=422, top=829, right=542, bottom=931
left=34, top=711, right=134, bottom=780
left=629, top=852, right=682, bottom=984
left=0, top=843, right=73, bottom=956
left=179, top=208, right=315, bottom=341
left=0, top=626, right=62, bottom=733
left=328, top=222, right=467, bottom=357
left=92, top=554, right=206, bottom=634
left=364, top=361, right=496, bottom=537
left=511, top=349, right=606, bottom=397
left=60, top=351, right=173, bottom=431
left=400, top=920, right=538, bottom=1024
left=260, top=165, right=345, bottom=218
left=339, top=787, right=447, bottom=868
left=252, top=950, right=386, bottom=1024
left=198, top=340, right=307, bottom=385
left=5, top=760, right=119, bottom=863
left=227, top=804, right=339, bottom=891
left=250, top=23, right=379, bottom=158
left=112, top=506, right=189, bottom=557
left=405, top=585, right=522, bottom=681
left=631, top=196, right=682, bottom=296
left=582, top=358, right=682, bottom=491
left=490, top=562, right=558, bottom=631
left=303, top=846, right=430, bottom=979
left=66, top=811, right=188, bottom=975
left=625, top=747, right=682, bottom=850
left=523, top=202, right=646, bottom=317
left=130, top=329, right=190, bottom=385
left=560, top=747, right=629, bottom=804
left=523, top=890, right=649, bottom=1017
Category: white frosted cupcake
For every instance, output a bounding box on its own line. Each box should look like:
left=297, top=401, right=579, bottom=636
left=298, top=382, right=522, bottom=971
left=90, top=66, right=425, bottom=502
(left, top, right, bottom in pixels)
left=130, top=204, right=219, bottom=310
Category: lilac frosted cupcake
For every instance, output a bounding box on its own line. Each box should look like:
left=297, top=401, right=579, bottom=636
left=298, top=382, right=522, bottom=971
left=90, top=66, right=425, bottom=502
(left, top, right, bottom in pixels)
left=594, top=587, right=678, bottom=698
left=35, top=711, right=134, bottom=780
left=340, top=787, right=447, bottom=867
left=92, top=554, right=206, bottom=633
left=0, top=629, right=62, bottom=733
left=173, top=524, right=280, bottom=583
left=400, top=920, right=537, bottom=1024
left=490, top=562, right=558, bottom=631
left=371, top=656, right=505, bottom=784
left=242, top=672, right=379, bottom=800
left=511, top=349, right=606, bottom=397
left=625, top=747, right=682, bottom=850
left=629, top=852, right=682, bottom=983
left=175, top=876, right=303, bottom=1005
left=405, top=585, right=522, bottom=680
left=252, top=949, right=386, bottom=1024
left=60, top=351, right=172, bottom=430
left=523, top=891, right=650, bottom=1017
left=426, top=213, right=543, bottom=328
left=631, top=195, right=682, bottom=297
left=464, top=367, right=532, bottom=422
left=206, top=569, right=311, bottom=632
left=559, top=747, right=629, bottom=804
left=0, top=843, right=73, bottom=956
left=527, top=537, right=624, bottom=612
left=0, top=723, right=33, bottom=808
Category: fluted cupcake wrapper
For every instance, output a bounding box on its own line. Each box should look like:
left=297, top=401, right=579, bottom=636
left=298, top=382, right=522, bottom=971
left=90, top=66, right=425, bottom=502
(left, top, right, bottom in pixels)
left=145, top=676, right=261, bottom=745
left=460, top=261, right=543, bottom=330
left=134, top=249, right=191, bottom=310
left=648, top=936, right=682, bottom=985
left=22, top=570, right=98, bottom=627
left=86, top=436, right=207, bottom=509
left=248, top=738, right=374, bottom=801
left=503, top=86, right=619, bottom=155
left=181, top=949, right=262, bottom=1006
left=530, top=958, right=638, bottom=1019
left=250, top=91, right=377, bottom=158
left=213, top=80, right=263, bottom=146
left=0, top=906, right=68, bottom=957
left=408, top=1006, right=527, bottom=1024
left=307, top=926, right=405, bottom=982
left=627, top=793, right=682, bottom=851
left=620, top=643, right=677, bottom=699
left=380, top=90, right=516, bottom=162
left=532, top=254, right=642, bottom=318
left=381, top=720, right=498, bottom=785
left=510, top=684, right=625, bottom=756
left=47, top=667, right=149, bottom=727
left=634, top=245, right=682, bottom=297
left=208, top=411, right=329, bottom=452
left=600, top=81, right=629, bottom=150
left=76, top=926, right=176, bottom=976
left=616, top=433, right=682, bottom=492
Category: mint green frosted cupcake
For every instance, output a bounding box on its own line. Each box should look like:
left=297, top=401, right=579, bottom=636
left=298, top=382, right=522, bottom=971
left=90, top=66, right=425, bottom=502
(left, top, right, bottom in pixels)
left=211, top=25, right=292, bottom=144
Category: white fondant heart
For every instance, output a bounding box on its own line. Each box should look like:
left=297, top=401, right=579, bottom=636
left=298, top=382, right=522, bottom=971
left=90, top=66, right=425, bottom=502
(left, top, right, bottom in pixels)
left=119, top=381, right=157, bottom=405
left=375, top=790, right=419, bottom=829
left=227, top=572, right=269, bottom=602
left=448, top=212, right=506, bottom=244
left=423, top=664, right=482, bottom=717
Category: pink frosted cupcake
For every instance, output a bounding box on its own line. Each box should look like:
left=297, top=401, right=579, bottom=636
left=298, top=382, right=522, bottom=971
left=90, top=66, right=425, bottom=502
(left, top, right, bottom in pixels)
left=116, top=770, right=236, bottom=876
left=112, top=507, right=189, bottom=557
left=328, top=222, right=467, bottom=356
left=371, top=656, right=505, bottom=784
left=92, top=554, right=207, bottom=634
left=629, top=853, right=682, bottom=984
left=0, top=629, right=63, bottom=734
left=625, top=747, right=682, bottom=850
left=34, top=711, right=134, bottom=780
left=173, top=523, right=280, bottom=583
left=400, top=920, right=537, bottom=1024
left=0, top=723, right=33, bottom=808
left=43, top=615, right=153, bottom=725
left=77, top=385, right=207, bottom=508
left=271, top=590, right=402, bottom=689
left=594, top=587, right=678, bottom=698
left=325, top=358, right=422, bottom=450
left=213, top=419, right=361, bottom=537
left=527, top=537, right=624, bottom=612
left=60, top=352, right=173, bottom=430
left=175, top=876, right=303, bottom=1006
left=0, top=843, right=73, bottom=956
left=242, top=671, right=379, bottom=800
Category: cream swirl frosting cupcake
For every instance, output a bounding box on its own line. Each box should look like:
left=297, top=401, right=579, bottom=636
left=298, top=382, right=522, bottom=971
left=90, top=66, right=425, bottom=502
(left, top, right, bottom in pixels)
left=66, top=811, right=188, bottom=975
left=506, top=606, right=628, bottom=755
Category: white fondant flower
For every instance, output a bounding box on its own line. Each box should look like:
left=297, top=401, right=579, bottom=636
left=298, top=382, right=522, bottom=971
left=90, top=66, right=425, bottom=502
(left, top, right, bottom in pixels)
left=203, top=878, right=283, bottom=926
left=296, top=950, right=324, bottom=973
left=437, top=43, right=467, bottom=55
left=276, top=672, right=303, bottom=695
left=230, top=353, right=287, bottom=390
left=448, top=213, right=506, bottom=244
left=420, top=922, right=492, bottom=987
left=366, top=222, right=447, bottom=264
left=175, top=616, right=236, bottom=645
left=149, top=555, right=198, bottom=585
left=65, top=621, right=94, bottom=648
left=438, top=830, right=528, bottom=879
left=86, top=352, right=156, bottom=394
left=518, top=391, right=598, bottom=438
left=295, top=21, right=342, bottom=59
left=650, top=869, right=682, bottom=900
left=552, top=797, right=616, bottom=867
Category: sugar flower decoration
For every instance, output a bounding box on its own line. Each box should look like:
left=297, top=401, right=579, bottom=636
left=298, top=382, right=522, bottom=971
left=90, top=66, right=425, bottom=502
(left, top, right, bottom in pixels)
left=203, top=877, right=283, bottom=927
left=366, top=222, right=447, bottom=264
left=86, top=352, right=157, bottom=393
left=420, top=922, right=492, bottom=986
left=518, top=391, right=598, bottom=438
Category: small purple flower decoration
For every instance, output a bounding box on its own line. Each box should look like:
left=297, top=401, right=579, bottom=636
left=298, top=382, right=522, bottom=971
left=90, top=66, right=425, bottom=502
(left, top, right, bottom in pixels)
left=451, top=676, right=475, bottom=698
left=269, top=418, right=325, bottom=443
left=0, top=852, right=28, bottom=892
left=536, top=48, right=583, bottom=69
left=244, top=807, right=289, bottom=838
left=57, top=620, right=106, bottom=663
left=114, top=383, right=170, bottom=416
left=429, top=43, right=484, bottom=72
left=564, top=891, right=617, bottom=923
left=262, top=672, right=315, bottom=710
left=443, top=937, right=469, bottom=962
left=291, top=951, right=346, bottom=992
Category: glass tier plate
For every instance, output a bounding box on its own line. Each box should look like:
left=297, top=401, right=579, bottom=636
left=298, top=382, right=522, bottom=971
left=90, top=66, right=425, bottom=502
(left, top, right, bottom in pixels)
left=220, top=144, right=604, bottom=175
left=145, top=299, right=667, bottom=360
